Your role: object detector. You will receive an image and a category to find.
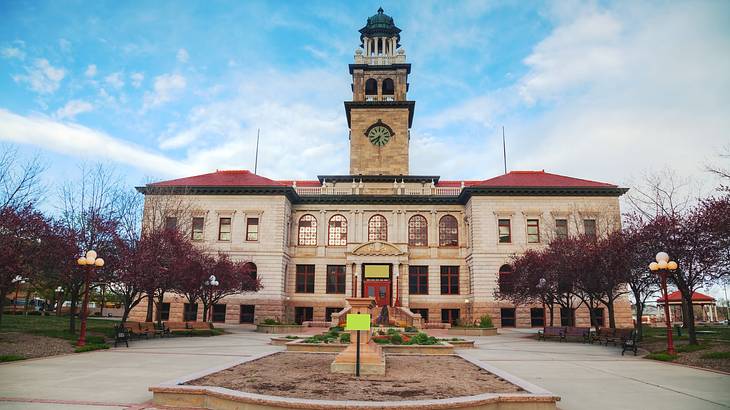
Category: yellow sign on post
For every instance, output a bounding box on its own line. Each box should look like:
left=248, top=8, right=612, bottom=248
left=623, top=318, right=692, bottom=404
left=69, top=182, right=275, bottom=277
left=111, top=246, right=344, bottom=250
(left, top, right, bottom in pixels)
left=345, top=314, right=371, bottom=331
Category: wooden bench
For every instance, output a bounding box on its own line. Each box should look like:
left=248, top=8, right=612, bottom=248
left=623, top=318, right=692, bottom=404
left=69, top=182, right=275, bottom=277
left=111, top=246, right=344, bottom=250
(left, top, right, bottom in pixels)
left=605, top=328, right=634, bottom=346
left=163, top=321, right=189, bottom=336
left=538, top=326, right=565, bottom=341
left=563, top=326, right=590, bottom=343
left=187, top=321, right=213, bottom=331
left=621, top=329, right=638, bottom=356
left=123, top=321, right=145, bottom=339
left=139, top=322, right=163, bottom=338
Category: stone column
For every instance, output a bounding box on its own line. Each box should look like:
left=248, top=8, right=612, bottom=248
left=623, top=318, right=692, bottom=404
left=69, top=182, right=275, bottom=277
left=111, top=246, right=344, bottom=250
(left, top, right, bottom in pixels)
left=392, top=262, right=399, bottom=307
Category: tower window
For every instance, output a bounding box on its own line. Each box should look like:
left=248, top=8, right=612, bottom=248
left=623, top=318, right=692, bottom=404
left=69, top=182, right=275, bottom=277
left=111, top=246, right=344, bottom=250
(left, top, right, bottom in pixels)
left=365, top=78, right=377, bottom=96
left=382, top=78, right=394, bottom=95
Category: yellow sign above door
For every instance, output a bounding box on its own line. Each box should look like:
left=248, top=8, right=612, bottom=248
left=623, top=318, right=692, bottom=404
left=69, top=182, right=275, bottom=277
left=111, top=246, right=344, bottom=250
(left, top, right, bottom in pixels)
left=364, top=265, right=389, bottom=278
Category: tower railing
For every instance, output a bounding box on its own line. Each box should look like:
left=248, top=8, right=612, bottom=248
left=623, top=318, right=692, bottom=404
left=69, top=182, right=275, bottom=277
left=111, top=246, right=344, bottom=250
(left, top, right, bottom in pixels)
left=354, top=54, right=407, bottom=65
left=293, top=185, right=463, bottom=197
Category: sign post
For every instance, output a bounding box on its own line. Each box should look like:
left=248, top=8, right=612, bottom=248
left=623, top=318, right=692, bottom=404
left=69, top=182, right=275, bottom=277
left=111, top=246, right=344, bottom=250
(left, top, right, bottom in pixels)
left=345, top=313, right=371, bottom=377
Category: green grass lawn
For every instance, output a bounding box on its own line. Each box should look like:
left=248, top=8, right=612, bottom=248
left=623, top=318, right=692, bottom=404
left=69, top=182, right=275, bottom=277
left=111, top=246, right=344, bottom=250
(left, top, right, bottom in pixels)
left=0, top=314, right=118, bottom=344
left=642, top=325, right=730, bottom=341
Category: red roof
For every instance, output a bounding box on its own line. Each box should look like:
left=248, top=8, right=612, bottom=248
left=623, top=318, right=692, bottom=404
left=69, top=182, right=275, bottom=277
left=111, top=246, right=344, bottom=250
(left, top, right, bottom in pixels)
left=435, top=180, right=481, bottom=187
left=657, top=291, right=716, bottom=303
left=150, top=170, right=286, bottom=187
left=475, top=171, right=617, bottom=188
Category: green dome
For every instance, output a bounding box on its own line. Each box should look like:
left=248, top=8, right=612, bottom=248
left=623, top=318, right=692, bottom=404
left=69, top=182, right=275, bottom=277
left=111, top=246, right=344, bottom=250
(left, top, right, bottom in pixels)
left=359, top=7, right=401, bottom=47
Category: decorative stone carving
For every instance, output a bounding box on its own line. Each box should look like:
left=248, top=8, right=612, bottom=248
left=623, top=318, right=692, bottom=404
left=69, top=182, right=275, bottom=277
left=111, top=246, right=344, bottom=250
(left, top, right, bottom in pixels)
left=351, top=241, right=404, bottom=256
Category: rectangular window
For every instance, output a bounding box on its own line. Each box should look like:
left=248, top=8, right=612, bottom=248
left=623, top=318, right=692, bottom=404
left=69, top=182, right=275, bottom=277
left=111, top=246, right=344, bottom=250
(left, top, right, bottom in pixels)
left=584, top=219, right=597, bottom=238
left=239, top=305, right=255, bottom=324
left=527, top=219, right=540, bottom=243
left=212, top=304, right=227, bottom=323
left=555, top=219, right=568, bottom=239
left=530, top=308, right=545, bottom=327
left=591, top=307, right=605, bottom=327
left=246, top=217, right=259, bottom=241
left=440, top=266, right=459, bottom=295
left=500, top=308, right=516, bottom=327
left=191, top=217, right=204, bottom=241
left=411, top=308, right=429, bottom=322
left=560, top=307, right=575, bottom=327
left=218, top=217, right=231, bottom=241
left=326, top=265, right=346, bottom=294
left=183, top=303, right=198, bottom=322
left=441, top=309, right=460, bottom=325
left=294, top=307, right=313, bottom=324
left=160, top=303, right=171, bottom=321
left=296, top=265, right=315, bottom=293
left=498, top=219, right=511, bottom=243
left=165, top=216, right=177, bottom=231
left=325, top=307, right=340, bottom=322
left=408, top=266, right=429, bottom=295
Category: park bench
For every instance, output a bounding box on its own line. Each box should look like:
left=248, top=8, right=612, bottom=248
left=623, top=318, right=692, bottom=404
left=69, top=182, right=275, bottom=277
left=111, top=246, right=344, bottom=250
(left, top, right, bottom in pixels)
left=114, top=324, right=130, bottom=347
left=123, top=321, right=146, bottom=339
left=621, top=329, right=638, bottom=356
left=591, top=327, right=614, bottom=345
left=164, top=321, right=189, bottom=336
left=563, top=326, right=590, bottom=343
left=538, top=326, right=565, bottom=341
left=605, top=328, right=634, bottom=346
left=187, top=321, right=213, bottom=330
left=139, top=322, right=163, bottom=338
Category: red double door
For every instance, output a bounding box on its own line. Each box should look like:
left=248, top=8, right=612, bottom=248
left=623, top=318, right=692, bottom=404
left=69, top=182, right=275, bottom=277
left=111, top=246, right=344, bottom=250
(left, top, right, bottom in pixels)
left=363, top=280, right=391, bottom=307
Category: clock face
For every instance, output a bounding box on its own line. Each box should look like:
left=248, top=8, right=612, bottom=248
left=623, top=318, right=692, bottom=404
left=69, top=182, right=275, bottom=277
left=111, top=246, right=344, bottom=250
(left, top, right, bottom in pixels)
left=368, top=125, right=391, bottom=146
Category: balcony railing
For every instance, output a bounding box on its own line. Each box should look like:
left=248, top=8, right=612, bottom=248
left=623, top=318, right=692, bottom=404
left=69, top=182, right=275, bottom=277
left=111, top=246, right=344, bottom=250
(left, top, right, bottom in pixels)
left=293, top=185, right=463, bottom=197
left=354, top=54, right=407, bottom=65
left=365, top=95, right=396, bottom=102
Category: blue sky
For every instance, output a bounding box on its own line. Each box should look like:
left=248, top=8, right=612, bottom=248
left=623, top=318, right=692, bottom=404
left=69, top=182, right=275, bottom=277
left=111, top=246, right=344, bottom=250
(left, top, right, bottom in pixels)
left=1, top=0, right=729, bottom=192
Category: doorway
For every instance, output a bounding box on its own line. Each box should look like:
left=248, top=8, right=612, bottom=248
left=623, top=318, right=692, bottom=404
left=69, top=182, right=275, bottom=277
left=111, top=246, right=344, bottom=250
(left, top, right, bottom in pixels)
left=363, top=280, right=391, bottom=306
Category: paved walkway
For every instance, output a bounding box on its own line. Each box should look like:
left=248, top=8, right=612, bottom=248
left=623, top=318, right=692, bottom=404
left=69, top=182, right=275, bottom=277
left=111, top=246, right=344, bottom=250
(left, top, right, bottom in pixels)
left=0, top=327, right=728, bottom=409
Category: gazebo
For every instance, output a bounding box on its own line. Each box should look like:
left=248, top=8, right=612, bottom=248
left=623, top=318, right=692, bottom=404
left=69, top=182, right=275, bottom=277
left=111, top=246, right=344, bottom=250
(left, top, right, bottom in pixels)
left=656, top=291, right=718, bottom=324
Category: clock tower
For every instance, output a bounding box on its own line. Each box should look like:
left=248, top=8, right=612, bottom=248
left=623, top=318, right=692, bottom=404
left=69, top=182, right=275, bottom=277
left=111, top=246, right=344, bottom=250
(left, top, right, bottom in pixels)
left=346, top=8, right=414, bottom=176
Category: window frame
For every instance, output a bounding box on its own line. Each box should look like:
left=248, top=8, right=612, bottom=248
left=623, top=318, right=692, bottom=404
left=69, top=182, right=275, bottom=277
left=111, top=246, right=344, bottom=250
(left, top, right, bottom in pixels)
left=438, top=215, right=459, bottom=247
left=326, top=265, right=346, bottom=294
left=246, top=217, right=259, bottom=242
left=297, top=214, right=318, bottom=246
left=498, top=219, right=511, bottom=243
left=583, top=219, right=597, bottom=238
left=407, top=215, right=428, bottom=247
left=218, top=217, right=232, bottom=241
left=191, top=217, right=204, bottom=241
left=527, top=219, right=540, bottom=243
left=498, top=264, right=513, bottom=294
left=440, top=266, right=459, bottom=295
left=555, top=219, right=568, bottom=239
left=327, top=214, right=348, bottom=246
left=408, top=265, right=429, bottom=295
left=165, top=216, right=178, bottom=231
left=295, top=264, right=315, bottom=294
left=367, top=214, right=388, bottom=242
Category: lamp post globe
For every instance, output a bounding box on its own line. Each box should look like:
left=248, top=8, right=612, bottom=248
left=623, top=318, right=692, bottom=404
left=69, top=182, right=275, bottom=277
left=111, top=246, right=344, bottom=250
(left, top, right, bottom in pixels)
left=76, top=250, right=102, bottom=347
left=652, top=251, right=676, bottom=356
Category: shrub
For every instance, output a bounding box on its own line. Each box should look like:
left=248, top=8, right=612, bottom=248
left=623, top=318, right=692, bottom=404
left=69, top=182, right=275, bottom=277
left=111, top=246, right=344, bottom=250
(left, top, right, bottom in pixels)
left=373, top=337, right=389, bottom=344
left=75, top=343, right=110, bottom=353
left=404, top=326, right=417, bottom=333
left=329, top=326, right=344, bottom=332
left=386, top=328, right=398, bottom=335
left=645, top=352, right=677, bottom=362
left=284, top=335, right=300, bottom=339
left=340, top=333, right=351, bottom=343
left=262, top=318, right=281, bottom=325
left=405, top=332, right=439, bottom=345
left=700, top=351, right=730, bottom=359
left=390, top=334, right=403, bottom=345
left=0, top=355, right=25, bottom=362
left=479, top=315, right=494, bottom=328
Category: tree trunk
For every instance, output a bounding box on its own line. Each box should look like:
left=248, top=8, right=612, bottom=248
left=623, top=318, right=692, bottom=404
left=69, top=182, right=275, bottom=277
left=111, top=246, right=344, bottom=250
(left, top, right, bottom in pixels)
left=635, top=304, right=645, bottom=341
left=156, top=293, right=164, bottom=326
left=683, top=293, right=698, bottom=345
left=145, top=294, right=154, bottom=322
left=607, top=298, right=616, bottom=328
left=23, top=287, right=31, bottom=314
left=548, top=304, right=554, bottom=326
left=68, top=293, right=78, bottom=333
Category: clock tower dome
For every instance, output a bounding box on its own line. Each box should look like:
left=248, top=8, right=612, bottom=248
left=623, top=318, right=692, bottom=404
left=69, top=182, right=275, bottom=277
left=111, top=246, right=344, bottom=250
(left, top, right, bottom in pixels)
left=346, top=8, right=414, bottom=176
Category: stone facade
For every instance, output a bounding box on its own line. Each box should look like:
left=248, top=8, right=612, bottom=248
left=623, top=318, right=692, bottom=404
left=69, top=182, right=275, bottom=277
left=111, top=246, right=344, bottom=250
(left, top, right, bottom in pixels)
left=129, top=9, right=633, bottom=329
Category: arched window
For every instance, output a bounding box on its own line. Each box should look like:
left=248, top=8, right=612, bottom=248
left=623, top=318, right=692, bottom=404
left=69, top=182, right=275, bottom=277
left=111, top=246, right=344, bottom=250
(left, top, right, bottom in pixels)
left=328, top=214, right=348, bottom=246
left=368, top=214, right=388, bottom=241
left=365, top=78, right=377, bottom=95
left=297, top=214, right=317, bottom=246
left=408, top=215, right=428, bottom=247
left=498, top=264, right=513, bottom=294
left=438, top=215, right=458, bottom=247
left=244, top=262, right=257, bottom=281
left=382, top=78, right=394, bottom=95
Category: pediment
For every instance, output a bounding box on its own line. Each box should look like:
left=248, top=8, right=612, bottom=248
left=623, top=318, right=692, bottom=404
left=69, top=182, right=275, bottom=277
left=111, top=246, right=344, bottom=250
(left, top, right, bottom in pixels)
left=351, top=241, right=404, bottom=256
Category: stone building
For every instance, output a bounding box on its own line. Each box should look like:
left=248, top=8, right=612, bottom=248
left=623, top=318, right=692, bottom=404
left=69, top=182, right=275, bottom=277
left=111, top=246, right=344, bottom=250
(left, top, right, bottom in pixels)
left=129, top=8, right=632, bottom=328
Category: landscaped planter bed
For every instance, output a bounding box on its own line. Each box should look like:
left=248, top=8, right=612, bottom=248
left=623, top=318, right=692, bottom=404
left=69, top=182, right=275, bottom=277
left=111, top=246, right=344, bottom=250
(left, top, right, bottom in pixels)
left=269, top=336, right=303, bottom=346
left=448, top=327, right=498, bottom=336
left=381, top=343, right=454, bottom=355
left=285, top=340, right=348, bottom=353
left=150, top=351, right=560, bottom=409
left=256, top=324, right=304, bottom=334
left=443, top=339, right=476, bottom=348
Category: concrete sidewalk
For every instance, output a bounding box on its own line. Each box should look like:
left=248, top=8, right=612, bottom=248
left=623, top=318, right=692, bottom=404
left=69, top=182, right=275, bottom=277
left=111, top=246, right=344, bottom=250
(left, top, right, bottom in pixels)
left=0, top=327, right=728, bottom=409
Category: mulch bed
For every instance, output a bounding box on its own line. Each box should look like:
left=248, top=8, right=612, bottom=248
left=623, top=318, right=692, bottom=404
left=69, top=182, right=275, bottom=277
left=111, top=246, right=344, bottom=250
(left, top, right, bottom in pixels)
left=187, top=352, right=522, bottom=401
left=642, top=339, right=730, bottom=373
left=0, top=332, right=74, bottom=360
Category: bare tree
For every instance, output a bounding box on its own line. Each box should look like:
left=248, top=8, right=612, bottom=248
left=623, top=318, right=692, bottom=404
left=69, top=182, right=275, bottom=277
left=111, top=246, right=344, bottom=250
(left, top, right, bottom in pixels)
left=0, top=144, right=45, bottom=210
left=706, top=144, right=730, bottom=181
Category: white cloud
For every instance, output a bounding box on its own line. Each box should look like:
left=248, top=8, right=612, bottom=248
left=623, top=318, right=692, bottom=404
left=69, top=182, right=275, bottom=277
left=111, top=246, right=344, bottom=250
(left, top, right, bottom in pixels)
left=12, top=59, right=65, bottom=94
left=55, top=100, right=94, bottom=120
left=176, top=48, right=189, bottom=63
left=104, top=72, right=125, bottom=89
left=130, top=72, right=144, bottom=88
left=0, top=109, right=193, bottom=177
left=85, top=64, right=97, bottom=77
left=142, top=73, right=186, bottom=110
left=1, top=47, right=25, bottom=60
left=58, top=38, right=71, bottom=52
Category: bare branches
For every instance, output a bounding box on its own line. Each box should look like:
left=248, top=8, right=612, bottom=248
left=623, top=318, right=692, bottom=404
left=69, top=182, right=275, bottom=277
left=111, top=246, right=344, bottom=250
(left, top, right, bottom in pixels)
left=0, top=144, right=45, bottom=210
left=625, top=169, right=696, bottom=219
left=706, top=144, right=730, bottom=181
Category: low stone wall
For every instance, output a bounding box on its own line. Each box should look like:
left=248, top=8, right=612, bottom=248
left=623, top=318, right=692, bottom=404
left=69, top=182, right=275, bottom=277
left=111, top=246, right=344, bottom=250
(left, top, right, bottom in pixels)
left=256, top=324, right=304, bottom=334
left=149, top=351, right=560, bottom=410
left=447, top=327, right=498, bottom=336
left=285, top=340, right=347, bottom=353
left=381, top=343, right=454, bottom=355
left=270, top=337, right=303, bottom=346
left=444, top=340, right=475, bottom=348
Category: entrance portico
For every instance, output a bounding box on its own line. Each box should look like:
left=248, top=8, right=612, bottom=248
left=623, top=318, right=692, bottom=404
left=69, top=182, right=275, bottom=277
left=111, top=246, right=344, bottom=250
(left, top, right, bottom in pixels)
left=348, top=241, right=408, bottom=307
